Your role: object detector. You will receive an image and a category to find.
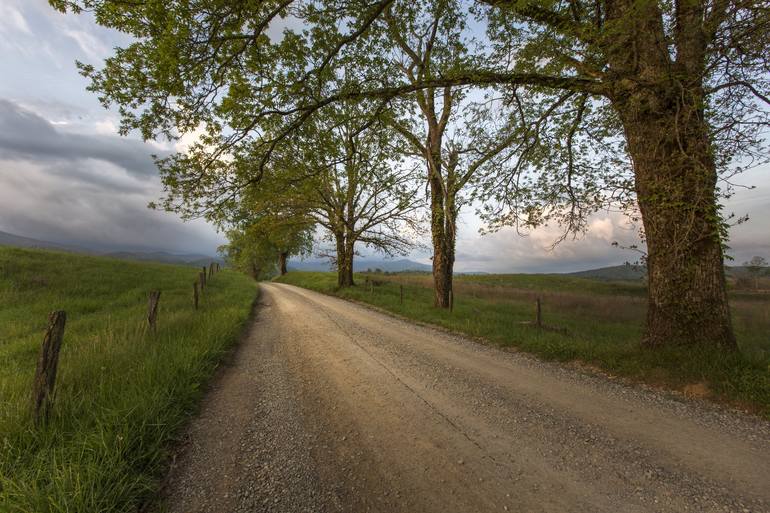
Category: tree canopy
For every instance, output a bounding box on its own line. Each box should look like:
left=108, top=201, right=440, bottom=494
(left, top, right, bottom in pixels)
left=52, top=0, right=770, bottom=349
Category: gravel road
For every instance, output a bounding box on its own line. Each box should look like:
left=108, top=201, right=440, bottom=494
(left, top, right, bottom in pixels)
left=162, top=282, right=769, bottom=513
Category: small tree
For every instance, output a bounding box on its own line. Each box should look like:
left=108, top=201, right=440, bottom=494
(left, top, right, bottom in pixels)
left=219, top=230, right=278, bottom=280
left=220, top=221, right=313, bottom=280
left=743, top=256, right=768, bottom=290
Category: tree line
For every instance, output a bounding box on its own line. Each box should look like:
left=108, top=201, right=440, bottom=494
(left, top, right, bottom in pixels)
left=51, top=0, right=769, bottom=352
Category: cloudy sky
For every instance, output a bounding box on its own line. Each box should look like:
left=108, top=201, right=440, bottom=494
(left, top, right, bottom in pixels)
left=0, top=1, right=767, bottom=271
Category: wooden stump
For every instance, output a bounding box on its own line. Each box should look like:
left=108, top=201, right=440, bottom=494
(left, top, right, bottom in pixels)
left=147, top=290, right=161, bottom=333
left=193, top=281, right=199, bottom=310
left=32, top=311, right=66, bottom=425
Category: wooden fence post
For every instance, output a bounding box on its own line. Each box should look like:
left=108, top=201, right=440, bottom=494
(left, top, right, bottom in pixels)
left=193, top=281, right=199, bottom=310
left=449, top=289, right=454, bottom=313
left=32, top=311, right=66, bottom=425
left=216, top=262, right=220, bottom=272
left=147, top=291, right=161, bottom=333
left=400, top=284, right=403, bottom=305
left=208, top=263, right=214, bottom=279
left=200, top=268, right=207, bottom=289
left=536, top=297, right=542, bottom=328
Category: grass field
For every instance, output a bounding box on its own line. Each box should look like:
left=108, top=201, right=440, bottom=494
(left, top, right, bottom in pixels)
left=0, top=247, right=257, bottom=512
left=276, top=271, right=770, bottom=418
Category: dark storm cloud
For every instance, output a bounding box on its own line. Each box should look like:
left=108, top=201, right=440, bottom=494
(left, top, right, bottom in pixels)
left=43, top=159, right=149, bottom=195
left=0, top=99, right=162, bottom=177
left=0, top=155, right=225, bottom=254
left=0, top=98, right=225, bottom=255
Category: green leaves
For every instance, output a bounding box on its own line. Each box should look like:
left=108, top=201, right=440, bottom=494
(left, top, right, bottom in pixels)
left=53, top=0, right=768, bottom=254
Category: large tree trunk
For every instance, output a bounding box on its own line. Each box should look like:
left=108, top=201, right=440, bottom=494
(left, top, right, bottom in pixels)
left=342, top=239, right=355, bottom=287
left=427, top=127, right=455, bottom=309
left=431, top=181, right=453, bottom=308
left=602, top=0, right=736, bottom=350
left=430, top=181, right=458, bottom=309
left=615, top=89, right=736, bottom=349
left=335, top=232, right=355, bottom=288
left=278, top=251, right=288, bottom=276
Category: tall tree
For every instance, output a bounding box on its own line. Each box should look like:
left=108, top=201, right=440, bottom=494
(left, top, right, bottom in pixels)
left=381, top=0, right=469, bottom=308
left=160, top=101, right=423, bottom=288
left=475, top=1, right=769, bottom=348
left=54, top=0, right=769, bottom=349
left=265, top=107, right=423, bottom=287
left=382, top=0, right=551, bottom=308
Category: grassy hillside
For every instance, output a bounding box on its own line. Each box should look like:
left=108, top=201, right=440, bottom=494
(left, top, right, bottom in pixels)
left=0, top=247, right=257, bottom=512
left=276, top=271, right=770, bottom=418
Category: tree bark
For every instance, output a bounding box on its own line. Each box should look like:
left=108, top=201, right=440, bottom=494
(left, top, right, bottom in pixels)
left=249, top=262, right=261, bottom=280
left=426, top=118, right=456, bottom=309
left=342, top=239, right=355, bottom=287
left=278, top=251, right=288, bottom=275
left=614, top=88, right=736, bottom=349
left=335, top=231, right=355, bottom=288
left=601, top=0, right=736, bottom=349
left=430, top=172, right=456, bottom=309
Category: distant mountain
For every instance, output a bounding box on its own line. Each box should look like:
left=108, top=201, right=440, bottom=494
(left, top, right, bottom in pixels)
left=566, top=263, right=770, bottom=282
left=286, top=260, right=332, bottom=272
left=725, top=265, right=769, bottom=277
left=288, top=258, right=432, bottom=273
left=104, top=251, right=224, bottom=267
left=0, top=229, right=222, bottom=267
left=0, top=230, right=85, bottom=253
left=356, top=258, right=432, bottom=273
left=566, top=264, right=647, bottom=281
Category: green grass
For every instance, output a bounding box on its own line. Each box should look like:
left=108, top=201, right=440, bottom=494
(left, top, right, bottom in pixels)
left=0, top=247, right=257, bottom=512
left=276, top=271, right=770, bottom=418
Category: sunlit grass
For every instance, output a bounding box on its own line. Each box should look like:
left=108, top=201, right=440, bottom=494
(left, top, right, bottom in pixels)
left=0, top=247, right=257, bottom=512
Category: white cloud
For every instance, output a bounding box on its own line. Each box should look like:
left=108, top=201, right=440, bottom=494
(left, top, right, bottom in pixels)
left=447, top=209, right=644, bottom=273
left=64, top=28, right=110, bottom=61
left=0, top=2, right=31, bottom=35
left=588, top=217, right=615, bottom=241
left=93, top=118, right=118, bottom=135
left=175, top=125, right=208, bottom=153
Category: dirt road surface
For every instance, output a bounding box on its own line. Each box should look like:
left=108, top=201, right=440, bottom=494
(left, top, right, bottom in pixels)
left=162, top=282, right=769, bottom=513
